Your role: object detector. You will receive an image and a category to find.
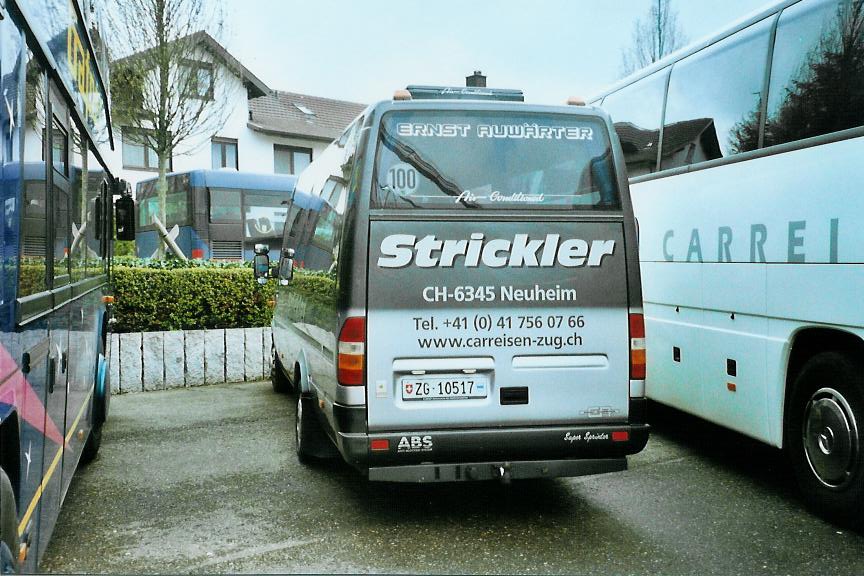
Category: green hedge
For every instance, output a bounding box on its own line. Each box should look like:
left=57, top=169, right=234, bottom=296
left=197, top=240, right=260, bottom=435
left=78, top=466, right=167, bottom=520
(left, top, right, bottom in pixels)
left=112, top=256, right=251, bottom=269
left=111, top=265, right=337, bottom=333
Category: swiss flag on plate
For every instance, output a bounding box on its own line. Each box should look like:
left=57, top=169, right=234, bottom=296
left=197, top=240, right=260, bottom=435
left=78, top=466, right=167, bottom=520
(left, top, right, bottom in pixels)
left=405, top=383, right=414, bottom=395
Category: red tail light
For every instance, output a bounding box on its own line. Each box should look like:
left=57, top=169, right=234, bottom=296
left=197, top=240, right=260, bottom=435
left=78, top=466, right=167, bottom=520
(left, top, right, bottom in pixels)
left=612, top=430, right=630, bottom=442
left=337, top=316, right=365, bottom=386
left=370, top=439, right=389, bottom=451
left=629, top=313, right=646, bottom=380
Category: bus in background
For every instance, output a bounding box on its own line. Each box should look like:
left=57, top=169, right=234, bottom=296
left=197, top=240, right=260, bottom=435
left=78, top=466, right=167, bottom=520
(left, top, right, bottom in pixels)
left=0, top=0, right=128, bottom=572
left=591, top=0, right=863, bottom=523
left=135, top=169, right=296, bottom=261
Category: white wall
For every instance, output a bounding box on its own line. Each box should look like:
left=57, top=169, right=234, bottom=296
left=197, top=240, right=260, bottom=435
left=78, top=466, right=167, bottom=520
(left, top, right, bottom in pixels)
left=108, top=53, right=331, bottom=196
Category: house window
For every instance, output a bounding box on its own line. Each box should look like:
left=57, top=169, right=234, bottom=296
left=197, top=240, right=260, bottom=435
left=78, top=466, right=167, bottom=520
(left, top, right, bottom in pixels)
left=211, top=138, right=238, bottom=169
left=122, top=128, right=165, bottom=171
left=274, top=145, right=312, bottom=175
left=180, top=60, right=214, bottom=100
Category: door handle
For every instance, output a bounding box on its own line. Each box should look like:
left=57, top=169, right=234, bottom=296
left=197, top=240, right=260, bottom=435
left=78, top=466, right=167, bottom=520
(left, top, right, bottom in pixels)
left=61, top=351, right=68, bottom=373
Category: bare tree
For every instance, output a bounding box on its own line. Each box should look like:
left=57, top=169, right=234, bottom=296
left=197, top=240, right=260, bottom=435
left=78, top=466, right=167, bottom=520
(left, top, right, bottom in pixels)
left=620, top=0, right=688, bottom=77
left=109, top=0, right=233, bottom=256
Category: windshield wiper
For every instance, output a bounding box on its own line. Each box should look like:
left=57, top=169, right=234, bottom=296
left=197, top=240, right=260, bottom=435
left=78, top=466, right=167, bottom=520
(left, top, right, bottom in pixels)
left=379, top=127, right=480, bottom=209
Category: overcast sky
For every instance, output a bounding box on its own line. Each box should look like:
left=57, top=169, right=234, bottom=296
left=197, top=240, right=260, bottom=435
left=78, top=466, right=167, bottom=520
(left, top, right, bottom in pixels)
left=224, top=0, right=772, bottom=105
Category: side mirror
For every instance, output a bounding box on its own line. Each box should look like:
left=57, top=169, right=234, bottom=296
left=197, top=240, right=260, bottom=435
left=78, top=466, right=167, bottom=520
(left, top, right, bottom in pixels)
left=113, top=178, right=130, bottom=196
left=115, top=195, right=135, bottom=241
left=278, top=248, right=295, bottom=286
left=253, top=249, right=270, bottom=285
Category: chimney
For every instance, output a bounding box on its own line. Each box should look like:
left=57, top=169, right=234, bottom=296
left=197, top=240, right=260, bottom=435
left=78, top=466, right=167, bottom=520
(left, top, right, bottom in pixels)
left=466, top=70, right=486, bottom=88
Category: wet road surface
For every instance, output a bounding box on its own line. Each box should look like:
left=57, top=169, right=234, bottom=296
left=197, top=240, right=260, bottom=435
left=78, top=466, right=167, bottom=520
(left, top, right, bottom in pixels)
left=41, top=381, right=864, bottom=574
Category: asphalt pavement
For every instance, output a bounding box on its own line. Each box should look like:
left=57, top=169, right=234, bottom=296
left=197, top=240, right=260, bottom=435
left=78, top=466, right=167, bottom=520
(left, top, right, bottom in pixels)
left=40, top=381, right=864, bottom=574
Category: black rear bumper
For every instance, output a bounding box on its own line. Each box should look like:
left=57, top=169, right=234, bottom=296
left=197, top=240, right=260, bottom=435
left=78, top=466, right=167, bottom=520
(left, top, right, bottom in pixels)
left=331, top=398, right=649, bottom=481
left=338, top=422, right=648, bottom=465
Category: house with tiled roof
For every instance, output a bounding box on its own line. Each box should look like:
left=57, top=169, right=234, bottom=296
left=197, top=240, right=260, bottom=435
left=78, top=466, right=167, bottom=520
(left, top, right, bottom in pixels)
left=107, top=32, right=366, bottom=192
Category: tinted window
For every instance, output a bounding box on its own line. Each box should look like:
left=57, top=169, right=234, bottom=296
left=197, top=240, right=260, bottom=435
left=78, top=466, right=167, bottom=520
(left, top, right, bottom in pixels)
left=287, top=208, right=303, bottom=239
left=52, top=117, right=68, bottom=176
left=53, top=186, right=70, bottom=285
left=765, top=0, right=864, bottom=147
left=20, top=51, right=47, bottom=297
left=209, top=188, right=241, bottom=222
left=70, top=123, right=86, bottom=282
left=372, top=111, right=619, bottom=210
left=601, top=69, right=669, bottom=177
left=291, top=117, right=361, bottom=273
left=662, top=18, right=773, bottom=170
left=137, top=179, right=189, bottom=228
left=85, top=148, right=105, bottom=277
left=244, top=192, right=288, bottom=240
left=1, top=18, right=23, bottom=305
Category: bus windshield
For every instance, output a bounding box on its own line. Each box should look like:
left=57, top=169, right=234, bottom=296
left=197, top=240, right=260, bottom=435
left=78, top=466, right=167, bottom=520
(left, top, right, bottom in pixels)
left=372, top=110, right=619, bottom=210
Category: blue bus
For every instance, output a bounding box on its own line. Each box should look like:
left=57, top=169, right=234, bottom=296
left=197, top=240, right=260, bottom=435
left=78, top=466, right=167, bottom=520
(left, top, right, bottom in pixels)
left=136, top=170, right=297, bottom=261
left=0, top=0, right=120, bottom=572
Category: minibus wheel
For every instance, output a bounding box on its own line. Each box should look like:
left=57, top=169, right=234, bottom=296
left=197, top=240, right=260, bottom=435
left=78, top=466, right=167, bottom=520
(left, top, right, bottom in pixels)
left=786, top=351, right=864, bottom=526
left=0, top=467, right=19, bottom=574
left=295, top=395, right=335, bottom=464
left=271, top=346, right=293, bottom=394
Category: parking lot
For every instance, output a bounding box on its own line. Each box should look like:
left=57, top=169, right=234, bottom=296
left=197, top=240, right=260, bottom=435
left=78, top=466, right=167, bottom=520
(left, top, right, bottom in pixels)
left=41, top=381, right=864, bottom=575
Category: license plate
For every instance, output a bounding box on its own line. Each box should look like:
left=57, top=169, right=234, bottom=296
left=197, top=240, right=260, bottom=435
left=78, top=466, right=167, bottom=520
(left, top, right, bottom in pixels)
left=401, top=375, right=489, bottom=401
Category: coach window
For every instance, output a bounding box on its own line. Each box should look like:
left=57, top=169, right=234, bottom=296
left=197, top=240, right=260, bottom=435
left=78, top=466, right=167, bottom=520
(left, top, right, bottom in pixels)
left=69, top=122, right=87, bottom=282
left=20, top=51, right=48, bottom=298
left=601, top=69, right=669, bottom=176
left=764, top=0, right=863, bottom=147
left=287, top=208, right=303, bottom=240
left=51, top=117, right=68, bottom=176
left=244, top=193, right=285, bottom=240
left=209, top=188, right=241, bottom=222
left=85, top=147, right=105, bottom=277
left=1, top=18, right=23, bottom=306
left=50, top=87, right=71, bottom=288
left=661, top=17, right=773, bottom=170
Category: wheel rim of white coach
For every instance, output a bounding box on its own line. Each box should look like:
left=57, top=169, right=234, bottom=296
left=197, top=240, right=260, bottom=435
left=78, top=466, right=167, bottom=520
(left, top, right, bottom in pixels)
left=803, top=386, right=860, bottom=490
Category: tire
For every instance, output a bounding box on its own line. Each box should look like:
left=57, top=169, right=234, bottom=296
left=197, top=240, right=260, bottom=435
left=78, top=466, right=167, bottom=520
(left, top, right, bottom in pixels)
left=80, top=424, right=103, bottom=465
left=786, top=352, right=864, bottom=526
left=271, top=345, right=293, bottom=394
left=81, top=353, right=109, bottom=465
left=295, top=395, right=336, bottom=464
left=0, top=467, right=19, bottom=574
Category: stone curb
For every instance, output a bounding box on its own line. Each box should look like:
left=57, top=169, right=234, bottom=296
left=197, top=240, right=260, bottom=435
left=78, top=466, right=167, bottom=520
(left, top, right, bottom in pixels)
left=108, top=327, right=271, bottom=394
